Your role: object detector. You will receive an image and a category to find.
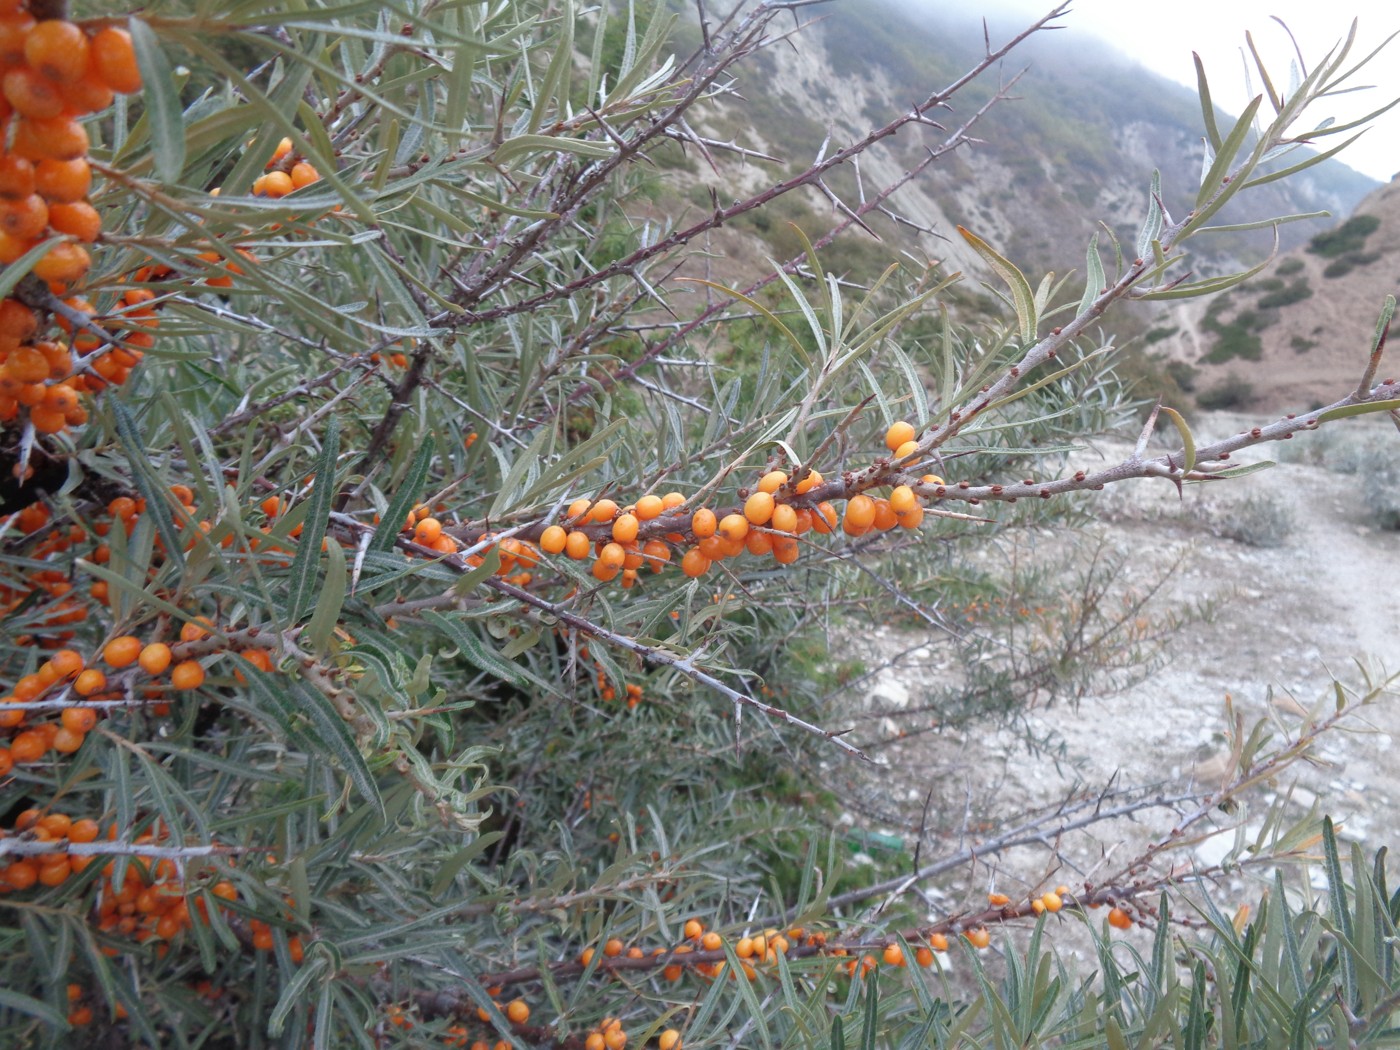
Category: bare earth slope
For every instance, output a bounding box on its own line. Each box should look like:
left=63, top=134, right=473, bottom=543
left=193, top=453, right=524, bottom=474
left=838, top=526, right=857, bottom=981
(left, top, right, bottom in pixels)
left=840, top=413, right=1400, bottom=912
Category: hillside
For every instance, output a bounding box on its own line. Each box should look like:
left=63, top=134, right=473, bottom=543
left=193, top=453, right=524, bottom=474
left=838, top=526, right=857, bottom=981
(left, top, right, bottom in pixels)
left=1150, top=179, right=1400, bottom=411
left=668, top=0, right=1377, bottom=288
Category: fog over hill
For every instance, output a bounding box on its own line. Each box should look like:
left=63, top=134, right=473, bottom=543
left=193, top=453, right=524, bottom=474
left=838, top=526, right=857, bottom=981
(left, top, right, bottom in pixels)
left=678, top=0, right=1378, bottom=283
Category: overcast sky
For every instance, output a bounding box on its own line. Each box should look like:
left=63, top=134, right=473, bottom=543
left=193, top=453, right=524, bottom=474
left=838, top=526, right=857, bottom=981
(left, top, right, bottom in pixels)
left=983, top=1, right=1399, bottom=182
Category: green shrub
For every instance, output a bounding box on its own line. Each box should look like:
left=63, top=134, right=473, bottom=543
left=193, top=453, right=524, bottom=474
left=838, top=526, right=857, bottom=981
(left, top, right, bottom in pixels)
left=1307, top=213, right=1381, bottom=257
left=1197, top=373, right=1257, bottom=409
left=0, top=3, right=1394, bottom=1048
left=1257, top=277, right=1312, bottom=309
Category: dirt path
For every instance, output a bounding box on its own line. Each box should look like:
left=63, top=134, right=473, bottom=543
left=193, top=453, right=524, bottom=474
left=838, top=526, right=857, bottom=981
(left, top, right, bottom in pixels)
left=836, top=412, right=1400, bottom=905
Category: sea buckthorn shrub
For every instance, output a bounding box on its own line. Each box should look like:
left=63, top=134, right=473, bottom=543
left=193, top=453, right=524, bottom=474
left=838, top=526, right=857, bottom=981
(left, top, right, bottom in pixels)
left=1, top=1, right=1398, bottom=1047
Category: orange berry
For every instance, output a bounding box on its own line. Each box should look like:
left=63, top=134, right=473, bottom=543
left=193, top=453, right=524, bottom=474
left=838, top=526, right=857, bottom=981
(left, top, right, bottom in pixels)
left=138, top=643, right=173, bottom=675
left=843, top=495, right=875, bottom=534
left=770, top=503, right=798, bottom=533
left=965, top=928, right=990, bottom=949
left=872, top=499, right=898, bottom=531
left=73, top=668, right=107, bottom=696
left=885, top=421, right=916, bottom=452
left=756, top=470, right=786, bottom=494
left=611, top=513, right=639, bottom=543
left=1108, top=907, right=1132, bottom=930
left=412, top=517, right=442, bottom=545
left=60, top=706, right=97, bottom=733
left=743, top=491, right=774, bottom=525
left=591, top=559, right=619, bottom=582
left=289, top=162, right=319, bottom=188
left=603, top=938, right=624, bottom=957
left=52, top=727, right=84, bottom=753
left=745, top=530, right=774, bottom=556
left=25, top=20, right=91, bottom=85
left=505, top=1000, right=529, bottom=1024
left=5, top=345, right=48, bottom=382
left=893, top=440, right=919, bottom=461
left=1041, top=891, right=1062, bottom=913
left=33, top=157, right=90, bottom=202
left=11, top=115, right=87, bottom=161
left=914, top=946, right=934, bottom=967
left=928, top=933, right=949, bottom=952
left=680, top=548, right=710, bottom=578
left=8, top=731, right=46, bottom=763
left=253, top=170, right=294, bottom=198
left=579, top=947, right=596, bottom=966
left=588, top=498, right=619, bottom=524
left=598, top=542, right=625, bottom=570
left=0, top=155, right=35, bottom=199
left=103, top=635, right=143, bottom=668
left=690, top=508, right=716, bottom=539
left=2, top=67, right=63, bottom=119
left=882, top=943, right=905, bottom=966
left=701, top=931, right=722, bottom=951
left=641, top=539, right=670, bottom=572
left=717, top=512, right=749, bottom=543
left=68, top=818, right=99, bottom=844
left=180, top=617, right=214, bottom=642
left=896, top=504, right=924, bottom=529
left=170, top=661, right=205, bottom=691
left=564, top=530, right=591, bottom=560
left=33, top=241, right=90, bottom=284
left=634, top=494, right=663, bottom=520
left=658, top=1031, right=681, bottom=1050
left=772, top=536, right=800, bottom=564
left=90, top=27, right=142, bottom=93
left=793, top=468, right=823, bottom=494
left=3, top=860, right=38, bottom=890
left=539, top=525, right=567, bottom=554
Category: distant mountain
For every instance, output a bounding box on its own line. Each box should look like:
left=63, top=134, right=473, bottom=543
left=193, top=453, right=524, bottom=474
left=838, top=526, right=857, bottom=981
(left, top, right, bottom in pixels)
left=673, top=0, right=1378, bottom=288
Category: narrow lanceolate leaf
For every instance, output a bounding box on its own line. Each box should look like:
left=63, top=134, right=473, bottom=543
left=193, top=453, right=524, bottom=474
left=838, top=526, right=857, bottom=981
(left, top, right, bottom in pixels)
left=306, top=532, right=347, bottom=652
left=423, top=611, right=562, bottom=697
left=1195, top=95, right=1264, bottom=210
left=111, top=399, right=185, bottom=575
left=1160, top=406, right=1196, bottom=475
left=286, top=418, right=340, bottom=622
left=370, top=441, right=435, bottom=552
left=1323, top=818, right=1358, bottom=1009
left=1193, top=53, right=1224, bottom=151
left=241, top=666, right=382, bottom=816
left=1136, top=239, right=1276, bottom=301
left=491, top=134, right=615, bottom=164
left=0, top=986, right=65, bottom=1027
left=1136, top=170, right=1164, bottom=261
left=129, top=18, right=185, bottom=182
left=1317, top=398, right=1400, bottom=423
left=959, top=226, right=1037, bottom=343
left=1191, top=460, right=1276, bottom=481
left=1077, top=232, right=1105, bottom=319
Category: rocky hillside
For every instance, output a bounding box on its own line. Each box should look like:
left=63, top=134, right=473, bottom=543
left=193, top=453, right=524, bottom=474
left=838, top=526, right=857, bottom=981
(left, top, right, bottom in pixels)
left=1148, top=178, right=1400, bottom=412
left=671, top=0, right=1377, bottom=286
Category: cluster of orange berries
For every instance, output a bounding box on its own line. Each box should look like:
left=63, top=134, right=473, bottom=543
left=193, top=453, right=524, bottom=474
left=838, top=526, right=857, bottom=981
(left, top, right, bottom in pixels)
left=529, top=422, right=941, bottom=586
left=0, top=8, right=141, bottom=282
left=0, top=806, right=100, bottom=892
left=576, top=645, right=644, bottom=706
left=251, top=136, right=322, bottom=198
left=0, top=9, right=145, bottom=432
left=388, top=993, right=528, bottom=1050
